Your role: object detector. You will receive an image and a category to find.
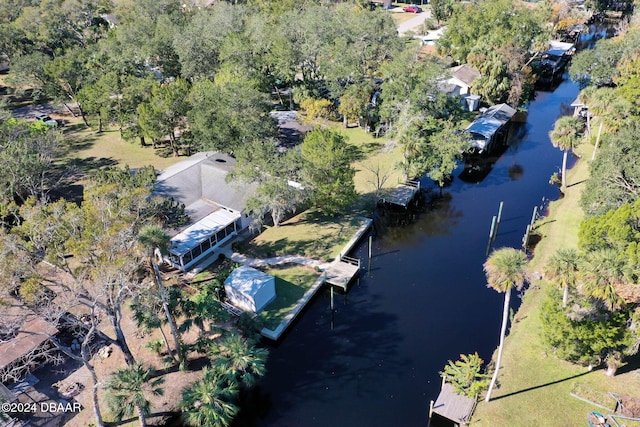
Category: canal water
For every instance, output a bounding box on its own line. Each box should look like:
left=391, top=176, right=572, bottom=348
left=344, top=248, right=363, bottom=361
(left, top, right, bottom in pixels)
left=235, top=27, right=611, bottom=427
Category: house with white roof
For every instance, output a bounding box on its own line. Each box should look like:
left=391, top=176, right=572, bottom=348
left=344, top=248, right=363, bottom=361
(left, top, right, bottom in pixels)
left=154, top=152, right=257, bottom=271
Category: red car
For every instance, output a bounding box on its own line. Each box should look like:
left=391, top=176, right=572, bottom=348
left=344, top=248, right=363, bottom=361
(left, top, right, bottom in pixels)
left=403, top=5, right=422, bottom=13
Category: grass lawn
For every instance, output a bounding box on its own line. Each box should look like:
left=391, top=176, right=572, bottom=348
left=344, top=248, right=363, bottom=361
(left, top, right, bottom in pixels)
left=258, top=264, right=322, bottom=330
left=60, top=118, right=183, bottom=172
left=472, top=141, right=640, bottom=426
left=241, top=209, right=367, bottom=262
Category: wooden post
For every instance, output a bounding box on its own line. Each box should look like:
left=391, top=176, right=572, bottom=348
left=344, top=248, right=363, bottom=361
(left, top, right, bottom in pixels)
left=495, top=201, right=504, bottom=236
left=330, top=286, right=334, bottom=311
left=522, top=224, right=531, bottom=250
left=330, top=286, right=335, bottom=330
left=592, top=122, right=603, bottom=161
left=368, top=235, right=373, bottom=275
left=530, top=206, right=538, bottom=229
left=427, top=400, right=434, bottom=427
left=489, top=215, right=497, bottom=241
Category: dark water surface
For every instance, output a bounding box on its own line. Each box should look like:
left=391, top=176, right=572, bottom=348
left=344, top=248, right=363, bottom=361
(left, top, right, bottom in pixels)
left=236, top=29, right=612, bottom=426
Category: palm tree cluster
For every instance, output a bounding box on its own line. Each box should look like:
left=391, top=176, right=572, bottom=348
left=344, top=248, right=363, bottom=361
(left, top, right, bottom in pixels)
left=180, top=334, right=268, bottom=427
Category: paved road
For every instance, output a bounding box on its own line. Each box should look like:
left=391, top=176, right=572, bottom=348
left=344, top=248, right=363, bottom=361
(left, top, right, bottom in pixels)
left=396, top=9, right=432, bottom=35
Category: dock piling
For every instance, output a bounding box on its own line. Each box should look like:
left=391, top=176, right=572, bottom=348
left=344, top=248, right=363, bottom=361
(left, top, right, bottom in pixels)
left=489, top=215, right=497, bottom=241
left=495, top=201, right=504, bottom=237
left=530, top=206, right=538, bottom=229
left=522, top=224, right=531, bottom=250
left=368, top=235, right=373, bottom=276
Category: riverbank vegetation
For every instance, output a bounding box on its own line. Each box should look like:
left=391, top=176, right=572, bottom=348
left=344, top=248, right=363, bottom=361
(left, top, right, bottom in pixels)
left=473, top=7, right=640, bottom=425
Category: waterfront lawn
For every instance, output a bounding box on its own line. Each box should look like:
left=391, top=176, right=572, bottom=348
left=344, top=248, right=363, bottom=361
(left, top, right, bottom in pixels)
left=259, top=265, right=322, bottom=330
left=472, top=143, right=640, bottom=425
left=242, top=209, right=367, bottom=261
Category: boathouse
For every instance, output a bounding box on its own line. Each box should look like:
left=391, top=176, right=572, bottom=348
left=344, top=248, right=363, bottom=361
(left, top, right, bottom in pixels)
left=464, top=103, right=517, bottom=153
left=154, top=152, right=257, bottom=271
left=224, top=266, right=276, bottom=314
left=538, top=40, right=575, bottom=84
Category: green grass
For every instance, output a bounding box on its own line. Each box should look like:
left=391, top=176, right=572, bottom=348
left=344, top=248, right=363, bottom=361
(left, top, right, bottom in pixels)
left=258, top=264, right=322, bottom=330
left=472, top=142, right=640, bottom=426
left=60, top=118, right=183, bottom=172
left=242, top=209, right=367, bottom=261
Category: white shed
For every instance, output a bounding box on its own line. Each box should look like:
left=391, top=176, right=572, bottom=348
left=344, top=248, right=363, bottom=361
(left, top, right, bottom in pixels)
left=224, top=266, right=276, bottom=314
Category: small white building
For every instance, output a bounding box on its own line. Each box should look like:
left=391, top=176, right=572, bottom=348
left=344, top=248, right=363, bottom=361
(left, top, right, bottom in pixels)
left=224, top=266, right=276, bottom=314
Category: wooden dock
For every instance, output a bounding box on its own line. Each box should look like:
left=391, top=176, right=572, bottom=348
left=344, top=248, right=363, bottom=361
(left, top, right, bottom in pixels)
left=430, top=383, right=477, bottom=426
left=325, top=255, right=360, bottom=291
left=379, top=180, right=420, bottom=208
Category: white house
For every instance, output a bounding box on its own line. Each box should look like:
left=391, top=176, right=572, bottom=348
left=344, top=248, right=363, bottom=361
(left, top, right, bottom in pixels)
left=447, top=64, right=480, bottom=96
left=224, top=266, right=276, bottom=314
left=154, top=152, right=257, bottom=271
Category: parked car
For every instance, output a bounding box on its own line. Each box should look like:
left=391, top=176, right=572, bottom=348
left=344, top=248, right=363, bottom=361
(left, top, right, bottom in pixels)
left=403, top=5, right=422, bottom=13
left=35, top=114, right=58, bottom=127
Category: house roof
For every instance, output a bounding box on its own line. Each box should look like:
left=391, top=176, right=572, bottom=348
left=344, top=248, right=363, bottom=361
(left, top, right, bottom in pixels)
left=464, top=103, right=517, bottom=148
left=224, top=266, right=274, bottom=298
left=449, top=64, right=480, bottom=87
left=546, top=40, right=575, bottom=57
left=154, top=152, right=257, bottom=220
left=0, top=299, right=58, bottom=371
left=169, top=208, right=239, bottom=256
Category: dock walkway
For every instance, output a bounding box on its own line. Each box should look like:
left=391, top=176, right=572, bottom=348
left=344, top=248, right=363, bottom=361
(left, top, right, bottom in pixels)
left=379, top=180, right=420, bottom=208
left=430, top=383, right=477, bottom=426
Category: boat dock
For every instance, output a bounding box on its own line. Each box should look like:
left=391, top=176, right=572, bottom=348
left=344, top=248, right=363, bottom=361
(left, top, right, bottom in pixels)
left=429, top=383, right=477, bottom=427
left=379, top=180, right=420, bottom=208
left=260, top=218, right=372, bottom=340
left=325, top=255, right=360, bottom=291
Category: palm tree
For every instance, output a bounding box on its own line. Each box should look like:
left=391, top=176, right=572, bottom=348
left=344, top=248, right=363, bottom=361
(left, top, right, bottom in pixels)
left=138, top=224, right=181, bottom=363
left=180, top=366, right=239, bottom=427
left=580, top=249, right=626, bottom=311
left=483, top=247, right=528, bottom=402
left=549, top=115, right=583, bottom=187
left=105, top=363, right=165, bottom=427
left=546, top=248, right=580, bottom=308
left=208, top=334, right=268, bottom=388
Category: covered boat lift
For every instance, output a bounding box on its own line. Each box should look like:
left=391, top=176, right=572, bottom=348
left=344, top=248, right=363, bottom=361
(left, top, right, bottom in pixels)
left=464, top=104, right=517, bottom=154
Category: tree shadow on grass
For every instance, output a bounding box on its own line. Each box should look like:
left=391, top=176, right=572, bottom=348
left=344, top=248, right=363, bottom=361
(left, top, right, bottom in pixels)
left=491, top=370, right=591, bottom=401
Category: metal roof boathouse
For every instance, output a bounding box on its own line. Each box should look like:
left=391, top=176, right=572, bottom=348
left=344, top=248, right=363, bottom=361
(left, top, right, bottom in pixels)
left=464, top=103, right=517, bottom=154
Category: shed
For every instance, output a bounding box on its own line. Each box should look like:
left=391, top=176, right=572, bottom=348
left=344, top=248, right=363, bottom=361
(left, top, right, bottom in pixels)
left=224, top=266, right=276, bottom=314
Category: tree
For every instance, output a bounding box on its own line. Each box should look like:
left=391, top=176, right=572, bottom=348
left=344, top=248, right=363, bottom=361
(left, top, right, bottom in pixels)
left=187, top=75, right=277, bottom=154
left=246, top=179, right=304, bottom=228
left=430, top=0, right=454, bottom=25
left=549, top=115, right=583, bottom=188
left=180, top=366, right=239, bottom=427
left=106, top=363, right=165, bottom=427
left=483, top=247, right=527, bottom=402
left=138, top=224, right=182, bottom=363
left=338, top=83, right=371, bottom=128
left=441, top=353, right=490, bottom=399
left=208, top=334, right=267, bottom=388
left=0, top=119, right=69, bottom=205
left=580, top=121, right=640, bottom=215
left=138, top=79, right=190, bottom=156
left=540, top=286, right=638, bottom=368
left=580, top=249, right=627, bottom=311
left=546, top=248, right=580, bottom=308
left=438, top=0, right=547, bottom=64
left=424, top=120, right=471, bottom=192
left=299, top=129, right=358, bottom=216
